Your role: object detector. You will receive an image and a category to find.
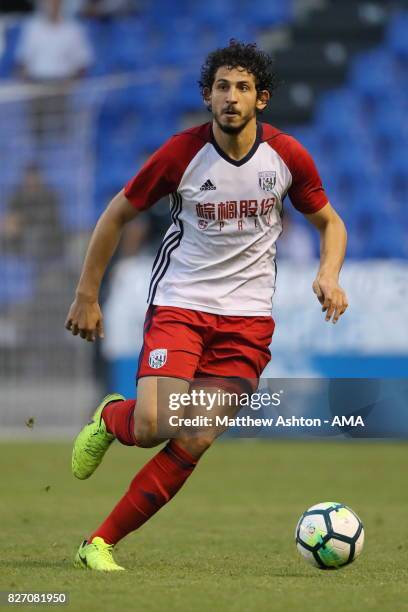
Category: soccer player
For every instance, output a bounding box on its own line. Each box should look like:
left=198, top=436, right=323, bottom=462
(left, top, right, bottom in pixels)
left=65, top=41, right=348, bottom=571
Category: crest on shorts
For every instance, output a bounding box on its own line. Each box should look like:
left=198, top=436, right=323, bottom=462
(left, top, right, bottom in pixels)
left=149, top=348, right=167, bottom=369
left=258, top=171, right=276, bottom=192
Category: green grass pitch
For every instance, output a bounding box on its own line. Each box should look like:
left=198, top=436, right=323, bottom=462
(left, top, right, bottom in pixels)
left=1, top=439, right=408, bottom=611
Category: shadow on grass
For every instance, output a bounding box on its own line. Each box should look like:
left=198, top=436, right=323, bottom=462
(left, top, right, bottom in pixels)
left=0, top=559, right=70, bottom=570
left=267, top=572, right=319, bottom=578
left=0, top=559, right=323, bottom=580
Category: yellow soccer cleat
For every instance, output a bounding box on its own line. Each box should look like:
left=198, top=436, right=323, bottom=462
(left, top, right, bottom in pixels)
left=72, top=393, right=124, bottom=480
left=74, top=537, right=125, bottom=571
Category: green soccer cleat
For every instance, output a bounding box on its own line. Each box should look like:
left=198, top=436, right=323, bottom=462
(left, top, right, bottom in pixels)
left=72, top=393, right=124, bottom=480
left=74, top=537, right=125, bottom=571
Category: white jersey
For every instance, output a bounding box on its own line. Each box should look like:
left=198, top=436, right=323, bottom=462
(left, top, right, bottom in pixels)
left=124, top=122, right=328, bottom=316
left=16, top=16, right=93, bottom=80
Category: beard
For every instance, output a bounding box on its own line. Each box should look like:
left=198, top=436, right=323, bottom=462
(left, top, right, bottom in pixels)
left=213, top=111, right=253, bottom=135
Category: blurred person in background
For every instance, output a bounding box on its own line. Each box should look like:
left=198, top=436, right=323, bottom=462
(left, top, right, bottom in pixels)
left=15, top=0, right=93, bottom=140
left=98, top=218, right=151, bottom=397
left=0, top=163, right=65, bottom=375
left=1, top=163, right=63, bottom=261
left=278, top=207, right=316, bottom=263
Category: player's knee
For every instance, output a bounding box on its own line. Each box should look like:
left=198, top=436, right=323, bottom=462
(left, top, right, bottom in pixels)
left=177, top=434, right=215, bottom=458
left=134, top=417, right=158, bottom=448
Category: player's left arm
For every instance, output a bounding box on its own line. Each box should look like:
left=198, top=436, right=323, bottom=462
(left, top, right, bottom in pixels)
left=305, top=202, right=348, bottom=324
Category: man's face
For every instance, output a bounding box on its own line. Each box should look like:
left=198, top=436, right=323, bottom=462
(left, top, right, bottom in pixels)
left=24, top=167, right=42, bottom=191
left=43, top=0, right=62, bottom=21
left=205, top=66, right=268, bottom=135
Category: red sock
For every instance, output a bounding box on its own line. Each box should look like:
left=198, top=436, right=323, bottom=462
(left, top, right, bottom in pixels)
left=102, top=399, right=136, bottom=446
left=88, top=440, right=197, bottom=545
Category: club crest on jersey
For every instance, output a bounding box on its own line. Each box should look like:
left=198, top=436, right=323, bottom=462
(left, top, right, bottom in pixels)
left=149, top=348, right=167, bottom=369
left=258, top=171, right=276, bottom=192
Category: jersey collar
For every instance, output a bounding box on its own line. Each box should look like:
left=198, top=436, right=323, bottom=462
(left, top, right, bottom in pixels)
left=211, top=121, right=262, bottom=167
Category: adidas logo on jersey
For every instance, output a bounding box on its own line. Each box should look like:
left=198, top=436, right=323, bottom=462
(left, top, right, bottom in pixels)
left=200, top=179, right=216, bottom=191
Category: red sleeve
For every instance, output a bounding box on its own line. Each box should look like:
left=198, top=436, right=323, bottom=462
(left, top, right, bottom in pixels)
left=124, top=128, right=208, bottom=211
left=265, top=133, right=328, bottom=214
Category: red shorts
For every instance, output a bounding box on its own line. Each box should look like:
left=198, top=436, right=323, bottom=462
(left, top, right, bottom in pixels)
left=137, top=305, right=275, bottom=391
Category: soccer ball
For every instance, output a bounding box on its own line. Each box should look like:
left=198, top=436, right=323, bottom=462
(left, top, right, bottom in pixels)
left=295, top=502, right=364, bottom=569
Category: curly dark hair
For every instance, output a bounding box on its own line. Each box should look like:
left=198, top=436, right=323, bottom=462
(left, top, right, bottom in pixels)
left=199, top=40, right=278, bottom=100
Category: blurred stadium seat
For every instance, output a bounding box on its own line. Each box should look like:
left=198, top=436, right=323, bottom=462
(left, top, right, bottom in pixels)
left=387, top=11, right=408, bottom=58
left=0, top=21, right=21, bottom=78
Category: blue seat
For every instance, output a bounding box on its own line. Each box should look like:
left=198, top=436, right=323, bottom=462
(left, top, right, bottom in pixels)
left=332, top=137, right=376, bottom=163
left=83, top=19, right=114, bottom=75
left=387, top=11, right=408, bottom=59
left=159, top=35, right=202, bottom=67
left=365, top=217, right=407, bottom=258
left=289, top=127, right=322, bottom=157
left=93, top=154, right=144, bottom=219
left=383, top=151, right=408, bottom=198
left=315, top=90, right=364, bottom=140
left=371, top=105, right=408, bottom=144
left=348, top=183, right=384, bottom=216
left=98, top=89, right=132, bottom=125
left=211, top=21, right=257, bottom=46
left=0, top=22, right=22, bottom=78
left=98, top=132, right=142, bottom=168
left=189, top=0, right=235, bottom=27
left=349, top=49, right=398, bottom=97
left=170, top=71, right=205, bottom=112
left=135, top=112, right=180, bottom=153
left=97, top=85, right=148, bottom=133
left=145, top=0, right=190, bottom=20
left=110, top=19, right=156, bottom=71
left=98, top=157, right=133, bottom=189
left=330, top=146, right=377, bottom=191
left=238, top=0, right=292, bottom=27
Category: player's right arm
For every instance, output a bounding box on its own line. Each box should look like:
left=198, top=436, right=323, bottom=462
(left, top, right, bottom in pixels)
left=65, top=130, right=206, bottom=342
left=65, top=189, right=138, bottom=342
